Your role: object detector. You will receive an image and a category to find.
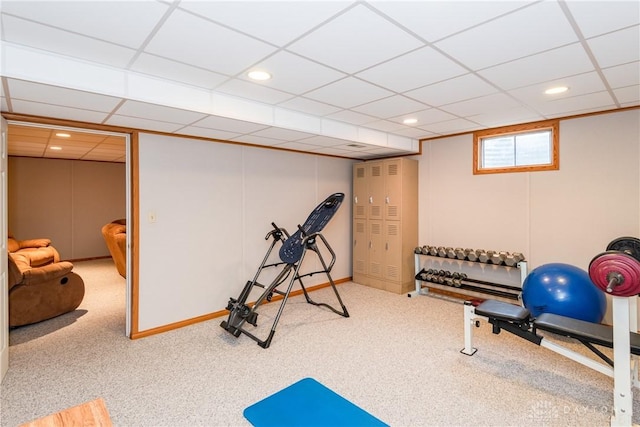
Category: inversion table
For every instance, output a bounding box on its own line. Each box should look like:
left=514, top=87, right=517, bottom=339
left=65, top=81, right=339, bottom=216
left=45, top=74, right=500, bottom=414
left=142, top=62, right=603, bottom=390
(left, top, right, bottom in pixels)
left=220, top=192, right=349, bottom=348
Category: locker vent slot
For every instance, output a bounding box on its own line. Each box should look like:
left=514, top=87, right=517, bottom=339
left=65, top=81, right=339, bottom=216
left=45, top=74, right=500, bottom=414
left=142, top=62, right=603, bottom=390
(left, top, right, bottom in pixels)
left=355, top=260, right=365, bottom=273
left=387, top=163, right=399, bottom=175
left=371, top=223, right=381, bottom=235
left=370, top=263, right=381, bottom=276
left=356, top=167, right=365, bottom=178
left=371, top=206, right=381, bottom=218
left=387, top=223, right=399, bottom=235
left=356, top=222, right=365, bottom=233
left=387, top=206, right=399, bottom=218
left=371, top=165, right=381, bottom=177
left=356, top=206, right=365, bottom=217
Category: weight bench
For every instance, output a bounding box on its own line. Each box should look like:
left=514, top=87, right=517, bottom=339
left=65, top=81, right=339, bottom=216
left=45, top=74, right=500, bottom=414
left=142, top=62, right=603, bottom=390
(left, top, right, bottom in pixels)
left=463, top=298, right=640, bottom=426
left=220, top=193, right=349, bottom=348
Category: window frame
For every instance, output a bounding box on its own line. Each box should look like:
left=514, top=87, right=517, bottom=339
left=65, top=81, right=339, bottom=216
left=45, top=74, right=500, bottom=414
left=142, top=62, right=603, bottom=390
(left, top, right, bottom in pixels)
left=473, top=119, right=559, bottom=175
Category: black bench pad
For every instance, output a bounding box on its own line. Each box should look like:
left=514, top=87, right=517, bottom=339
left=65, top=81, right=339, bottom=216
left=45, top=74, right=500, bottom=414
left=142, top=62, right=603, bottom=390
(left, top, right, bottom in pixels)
left=475, top=300, right=531, bottom=323
left=534, top=313, right=640, bottom=356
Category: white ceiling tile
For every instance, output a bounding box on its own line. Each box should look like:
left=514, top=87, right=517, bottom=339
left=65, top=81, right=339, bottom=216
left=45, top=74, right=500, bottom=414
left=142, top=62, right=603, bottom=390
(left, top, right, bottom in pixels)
left=479, top=43, right=594, bottom=90
left=179, top=1, right=352, bottom=46
left=389, top=108, right=456, bottom=127
left=302, top=135, right=355, bottom=147
left=178, top=126, right=241, bottom=141
left=325, top=109, right=377, bottom=126
left=588, top=26, right=640, bottom=69
left=0, top=0, right=169, bottom=47
left=509, top=72, right=608, bottom=105
left=215, top=79, right=295, bottom=105
left=1, top=96, right=8, bottom=111
left=309, top=146, right=354, bottom=158
left=356, top=46, right=468, bottom=93
left=240, top=51, right=346, bottom=94
left=566, top=1, right=640, bottom=39
left=359, top=120, right=405, bottom=133
left=106, top=115, right=184, bottom=133
left=145, top=9, right=276, bottom=75
left=130, top=53, right=230, bottom=90
left=115, top=101, right=207, bottom=125
left=7, top=79, right=122, bottom=111
left=352, top=95, right=428, bottom=119
left=392, top=127, right=436, bottom=139
left=405, top=74, right=497, bottom=107
left=434, top=1, right=577, bottom=70
left=614, top=86, right=640, bottom=105
left=603, top=62, right=640, bottom=89
left=440, top=93, right=523, bottom=117
left=370, top=1, right=535, bottom=42
left=304, top=77, right=393, bottom=109
left=191, top=115, right=270, bottom=135
left=10, top=99, right=111, bottom=124
left=2, top=15, right=136, bottom=68
left=427, top=118, right=482, bottom=134
left=468, top=106, right=544, bottom=128
left=250, top=127, right=316, bottom=141
left=532, top=91, right=616, bottom=116
left=277, top=97, right=342, bottom=116
left=287, top=4, right=422, bottom=74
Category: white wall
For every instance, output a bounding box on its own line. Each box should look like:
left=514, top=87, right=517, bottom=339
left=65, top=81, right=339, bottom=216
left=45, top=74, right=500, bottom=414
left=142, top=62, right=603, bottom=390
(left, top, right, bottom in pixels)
left=8, top=157, right=126, bottom=260
left=137, top=134, right=354, bottom=332
left=418, top=109, right=640, bottom=321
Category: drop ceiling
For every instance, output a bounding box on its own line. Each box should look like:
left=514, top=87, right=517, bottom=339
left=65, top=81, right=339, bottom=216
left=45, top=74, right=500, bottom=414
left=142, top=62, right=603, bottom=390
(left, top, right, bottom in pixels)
left=1, top=0, right=638, bottom=162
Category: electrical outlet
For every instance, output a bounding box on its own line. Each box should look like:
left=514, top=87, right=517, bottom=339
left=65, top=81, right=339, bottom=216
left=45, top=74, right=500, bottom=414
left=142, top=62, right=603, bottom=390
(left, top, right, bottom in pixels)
left=148, top=212, right=157, bottom=223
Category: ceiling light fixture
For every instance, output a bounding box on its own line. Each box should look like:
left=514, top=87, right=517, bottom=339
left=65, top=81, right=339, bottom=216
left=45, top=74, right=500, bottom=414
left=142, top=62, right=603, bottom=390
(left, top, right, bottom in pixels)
left=55, top=132, right=71, bottom=138
left=403, top=118, right=418, bottom=125
left=545, top=86, right=569, bottom=95
left=50, top=146, right=62, bottom=151
left=247, top=70, right=272, bottom=81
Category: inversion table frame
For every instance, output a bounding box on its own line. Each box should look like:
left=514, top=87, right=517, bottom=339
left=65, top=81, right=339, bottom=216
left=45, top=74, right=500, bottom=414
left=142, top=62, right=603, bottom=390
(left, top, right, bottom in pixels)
left=220, top=193, right=349, bottom=348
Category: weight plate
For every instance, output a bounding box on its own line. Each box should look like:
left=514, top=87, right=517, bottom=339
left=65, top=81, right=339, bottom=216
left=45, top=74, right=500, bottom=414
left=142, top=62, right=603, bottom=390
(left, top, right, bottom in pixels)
left=606, top=237, right=640, bottom=262
left=589, top=251, right=640, bottom=297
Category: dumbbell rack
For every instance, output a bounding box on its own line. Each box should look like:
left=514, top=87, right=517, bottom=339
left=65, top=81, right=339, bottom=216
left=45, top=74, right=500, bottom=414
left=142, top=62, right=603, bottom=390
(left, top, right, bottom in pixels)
left=409, top=252, right=528, bottom=303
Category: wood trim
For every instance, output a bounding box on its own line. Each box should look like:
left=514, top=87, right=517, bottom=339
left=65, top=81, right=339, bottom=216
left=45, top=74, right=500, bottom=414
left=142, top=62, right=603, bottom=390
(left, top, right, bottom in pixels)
left=472, top=119, right=559, bottom=175
left=419, top=105, right=640, bottom=144
left=130, top=276, right=352, bottom=340
left=1, top=112, right=362, bottom=161
left=130, top=132, right=140, bottom=337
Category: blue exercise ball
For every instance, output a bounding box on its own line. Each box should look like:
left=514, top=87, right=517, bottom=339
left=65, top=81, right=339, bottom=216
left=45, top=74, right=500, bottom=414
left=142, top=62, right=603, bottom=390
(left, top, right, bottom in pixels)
left=522, top=263, right=606, bottom=323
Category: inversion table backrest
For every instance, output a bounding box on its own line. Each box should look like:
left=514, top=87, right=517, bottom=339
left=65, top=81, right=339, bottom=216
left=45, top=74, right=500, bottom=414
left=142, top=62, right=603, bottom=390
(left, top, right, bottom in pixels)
left=279, top=193, right=344, bottom=264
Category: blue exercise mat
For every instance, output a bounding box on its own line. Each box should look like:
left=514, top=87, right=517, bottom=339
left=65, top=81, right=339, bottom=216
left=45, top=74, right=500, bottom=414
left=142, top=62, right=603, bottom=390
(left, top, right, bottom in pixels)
left=243, top=378, right=389, bottom=427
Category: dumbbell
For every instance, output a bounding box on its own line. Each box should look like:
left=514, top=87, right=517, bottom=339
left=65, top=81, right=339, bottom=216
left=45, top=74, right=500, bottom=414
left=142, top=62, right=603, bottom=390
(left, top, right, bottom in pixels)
left=415, top=246, right=423, bottom=254
left=429, top=246, right=438, bottom=256
left=504, top=252, right=525, bottom=267
left=437, top=246, right=447, bottom=257
left=454, top=248, right=469, bottom=260
left=467, top=249, right=482, bottom=262
left=446, top=247, right=458, bottom=259
left=421, top=246, right=431, bottom=255
left=489, top=251, right=508, bottom=265
left=478, top=250, right=494, bottom=263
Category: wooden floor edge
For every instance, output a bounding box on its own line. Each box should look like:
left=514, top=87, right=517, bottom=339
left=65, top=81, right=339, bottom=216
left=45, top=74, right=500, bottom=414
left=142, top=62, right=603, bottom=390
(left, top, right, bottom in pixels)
left=130, top=276, right=352, bottom=340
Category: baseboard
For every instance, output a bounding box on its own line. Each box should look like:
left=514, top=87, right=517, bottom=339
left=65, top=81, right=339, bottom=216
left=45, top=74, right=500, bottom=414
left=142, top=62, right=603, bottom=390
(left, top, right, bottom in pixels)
left=130, top=276, right=352, bottom=340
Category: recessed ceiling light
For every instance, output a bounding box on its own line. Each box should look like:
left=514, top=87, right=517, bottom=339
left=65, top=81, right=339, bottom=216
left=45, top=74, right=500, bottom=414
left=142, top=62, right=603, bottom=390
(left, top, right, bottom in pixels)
left=545, top=86, right=569, bottom=95
left=55, top=132, right=71, bottom=138
left=403, top=118, right=418, bottom=125
left=247, top=70, right=271, bottom=81
left=50, top=146, right=62, bottom=151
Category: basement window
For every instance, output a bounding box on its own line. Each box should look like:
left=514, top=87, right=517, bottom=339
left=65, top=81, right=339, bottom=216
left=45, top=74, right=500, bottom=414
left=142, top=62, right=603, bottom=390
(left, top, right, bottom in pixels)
left=473, top=120, right=559, bottom=174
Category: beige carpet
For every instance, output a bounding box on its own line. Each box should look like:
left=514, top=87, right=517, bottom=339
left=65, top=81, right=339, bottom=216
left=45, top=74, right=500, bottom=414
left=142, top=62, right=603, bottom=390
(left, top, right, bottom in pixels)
left=1, top=258, right=637, bottom=426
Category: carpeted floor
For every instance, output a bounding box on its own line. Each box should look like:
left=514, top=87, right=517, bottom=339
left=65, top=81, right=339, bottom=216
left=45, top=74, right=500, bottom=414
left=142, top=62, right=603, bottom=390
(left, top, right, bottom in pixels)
left=1, top=258, right=637, bottom=426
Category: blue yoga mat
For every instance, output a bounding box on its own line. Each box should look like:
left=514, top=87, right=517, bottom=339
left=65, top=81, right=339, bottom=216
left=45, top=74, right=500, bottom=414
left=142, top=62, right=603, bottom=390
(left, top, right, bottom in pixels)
left=243, top=378, right=389, bottom=427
